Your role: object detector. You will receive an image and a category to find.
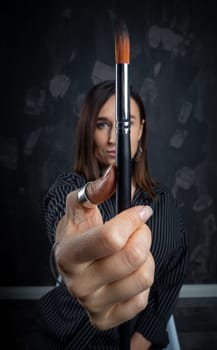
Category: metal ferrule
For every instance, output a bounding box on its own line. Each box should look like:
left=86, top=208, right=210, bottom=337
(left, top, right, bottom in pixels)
left=115, top=63, right=130, bottom=134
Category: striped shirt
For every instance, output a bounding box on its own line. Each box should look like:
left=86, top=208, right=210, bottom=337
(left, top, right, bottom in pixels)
left=33, top=172, right=188, bottom=350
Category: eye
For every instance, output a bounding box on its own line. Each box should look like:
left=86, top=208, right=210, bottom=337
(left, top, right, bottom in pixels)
left=96, top=120, right=111, bottom=129
left=130, top=117, right=136, bottom=126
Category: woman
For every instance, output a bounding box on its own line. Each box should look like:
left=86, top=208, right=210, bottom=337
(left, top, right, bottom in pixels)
left=30, top=81, right=188, bottom=349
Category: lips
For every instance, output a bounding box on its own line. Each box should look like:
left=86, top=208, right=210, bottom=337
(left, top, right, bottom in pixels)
left=107, top=150, right=116, bottom=157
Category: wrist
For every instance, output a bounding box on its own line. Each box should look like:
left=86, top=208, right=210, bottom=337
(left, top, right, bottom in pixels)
left=131, top=331, right=151, bottom=350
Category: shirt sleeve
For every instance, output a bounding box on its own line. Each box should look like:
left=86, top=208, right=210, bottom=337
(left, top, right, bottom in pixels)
left=133, top=188, right=188, bottom=348
left=42, top=173, right=85, bottom=245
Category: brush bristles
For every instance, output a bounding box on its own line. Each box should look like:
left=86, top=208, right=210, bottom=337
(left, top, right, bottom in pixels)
left=115, top=28, right=130, bottom=64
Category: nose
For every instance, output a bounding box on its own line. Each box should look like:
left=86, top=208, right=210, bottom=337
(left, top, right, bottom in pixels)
left=108, top=125, right=116, bottom=144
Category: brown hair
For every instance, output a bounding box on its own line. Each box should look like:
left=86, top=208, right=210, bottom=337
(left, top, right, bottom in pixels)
left=74, top=80, right=156, bottom=198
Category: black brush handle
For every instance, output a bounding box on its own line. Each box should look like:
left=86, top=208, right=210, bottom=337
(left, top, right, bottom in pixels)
left=116, top=131, right=131, bottom=212
left=115, top=63, right=131, bottom=350
left=119, top=320, right=131, bottom=350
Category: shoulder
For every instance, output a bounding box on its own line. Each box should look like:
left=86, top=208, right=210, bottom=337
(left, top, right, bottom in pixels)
left=148, top=184, right=188, bottom=263
left=48, top=172, right=86, bottom=195
left=136, top=182, right=183, bottom=227
left=52, top=172, right=86, bottom=189
left=152, top=182, right=178, bottom=209
left=135, top=182, right=175, bottom=205
left=150, top=182, right=187, bottom=239
left=43, top=172, right=86, bottom=208
left=153, top=182, right=171, bottom=197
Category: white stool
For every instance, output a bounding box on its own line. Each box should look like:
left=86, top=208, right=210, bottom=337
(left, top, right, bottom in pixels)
left=164, top=315, right=181, bottom=350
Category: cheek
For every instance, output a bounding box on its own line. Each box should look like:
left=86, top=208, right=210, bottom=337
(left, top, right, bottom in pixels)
left=94, top=131, right=104, bottom=148
left=94, top=131, right=108, bottom=158
left=130, top=131, right=140, bottom=158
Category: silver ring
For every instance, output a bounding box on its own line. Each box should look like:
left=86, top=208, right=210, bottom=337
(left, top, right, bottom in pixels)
left=77, top=182, right=96, bottom=209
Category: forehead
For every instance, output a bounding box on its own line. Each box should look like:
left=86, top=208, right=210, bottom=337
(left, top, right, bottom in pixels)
left=98, top=95, right=140, bottom=118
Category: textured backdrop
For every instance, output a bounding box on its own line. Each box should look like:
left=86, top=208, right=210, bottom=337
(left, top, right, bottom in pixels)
left=2, top=0, right=217, bottom=285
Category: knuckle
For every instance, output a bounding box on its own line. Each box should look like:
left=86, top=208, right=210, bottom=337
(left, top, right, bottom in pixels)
left=100, top=226, right=126, bottom=253
left=87, top=181, right=96, bottom=196
left=80, top=297, right=101, bottom=314
left=143, top=223, right=152, bottom=239
left=65, top=274, right=90, bottom=300
left=86, top=181, right=101, bottom=204
left=135, top=256, right=155, bottom=290
left=72, top=287, right=90, bottom=301
left=145, top=224, right=152, bottom=237
left=142, top=255, right=155, bottom=287
left=135, top=291, right=149, bottom=311
left=140, top=224, right=152, bottom=250
left=66, top=279, right=78, bottom=298
left=144, top=269, right=154, bottom=288
left=75, top=288, right=105, bottom=315
left=67, top=280, right=83, bottom=299
left=55, top=250, right=66, bottom=274
left=124, top=242, right=146, bottom=269
left=88, top=311, right=111, bottom=330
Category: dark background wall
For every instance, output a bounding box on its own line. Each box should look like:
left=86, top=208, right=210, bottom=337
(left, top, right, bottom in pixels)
left=2, top=0, right=217, bottom=286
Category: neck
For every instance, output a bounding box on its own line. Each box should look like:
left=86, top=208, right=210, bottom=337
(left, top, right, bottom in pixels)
left=131, top=179, right=136, bottom=200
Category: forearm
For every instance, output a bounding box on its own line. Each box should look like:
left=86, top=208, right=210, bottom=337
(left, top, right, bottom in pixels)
left=131, top=331, right=151, bottom=350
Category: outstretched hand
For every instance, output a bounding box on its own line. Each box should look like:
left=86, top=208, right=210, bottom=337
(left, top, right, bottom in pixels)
left=54, top=165, right=155, bottom=330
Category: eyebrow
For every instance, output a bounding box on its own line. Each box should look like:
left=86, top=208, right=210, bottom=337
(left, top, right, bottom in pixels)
left=96, top=116, right=109, bottom=120
left=96, top=115, right=137, bottom=120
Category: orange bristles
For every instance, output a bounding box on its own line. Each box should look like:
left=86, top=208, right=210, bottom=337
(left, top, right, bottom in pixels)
left=115, top=24, right=130, bottom=64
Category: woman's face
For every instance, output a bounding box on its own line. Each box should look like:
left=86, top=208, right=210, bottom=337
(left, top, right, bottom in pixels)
left=94, top=94, right=144, bottom=168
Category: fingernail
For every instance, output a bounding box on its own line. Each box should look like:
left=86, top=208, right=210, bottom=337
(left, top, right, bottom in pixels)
left=102, top=165, right=113, bottom=179
left=139, top=206, right=153, bottom=221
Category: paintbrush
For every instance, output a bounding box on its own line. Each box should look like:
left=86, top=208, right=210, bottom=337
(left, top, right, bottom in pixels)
left=115, top=22, right=131, bottom=350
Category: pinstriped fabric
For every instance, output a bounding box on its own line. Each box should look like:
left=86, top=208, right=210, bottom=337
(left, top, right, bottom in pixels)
left=37, top=172, right=188, bottom=349
left=43, top=173, right=86, bottom=245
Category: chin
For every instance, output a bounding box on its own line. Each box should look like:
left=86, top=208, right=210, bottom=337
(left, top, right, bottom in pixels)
left=100, top=160, right=115, bottom=169
left=108, top=160, right=116, bottom=166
